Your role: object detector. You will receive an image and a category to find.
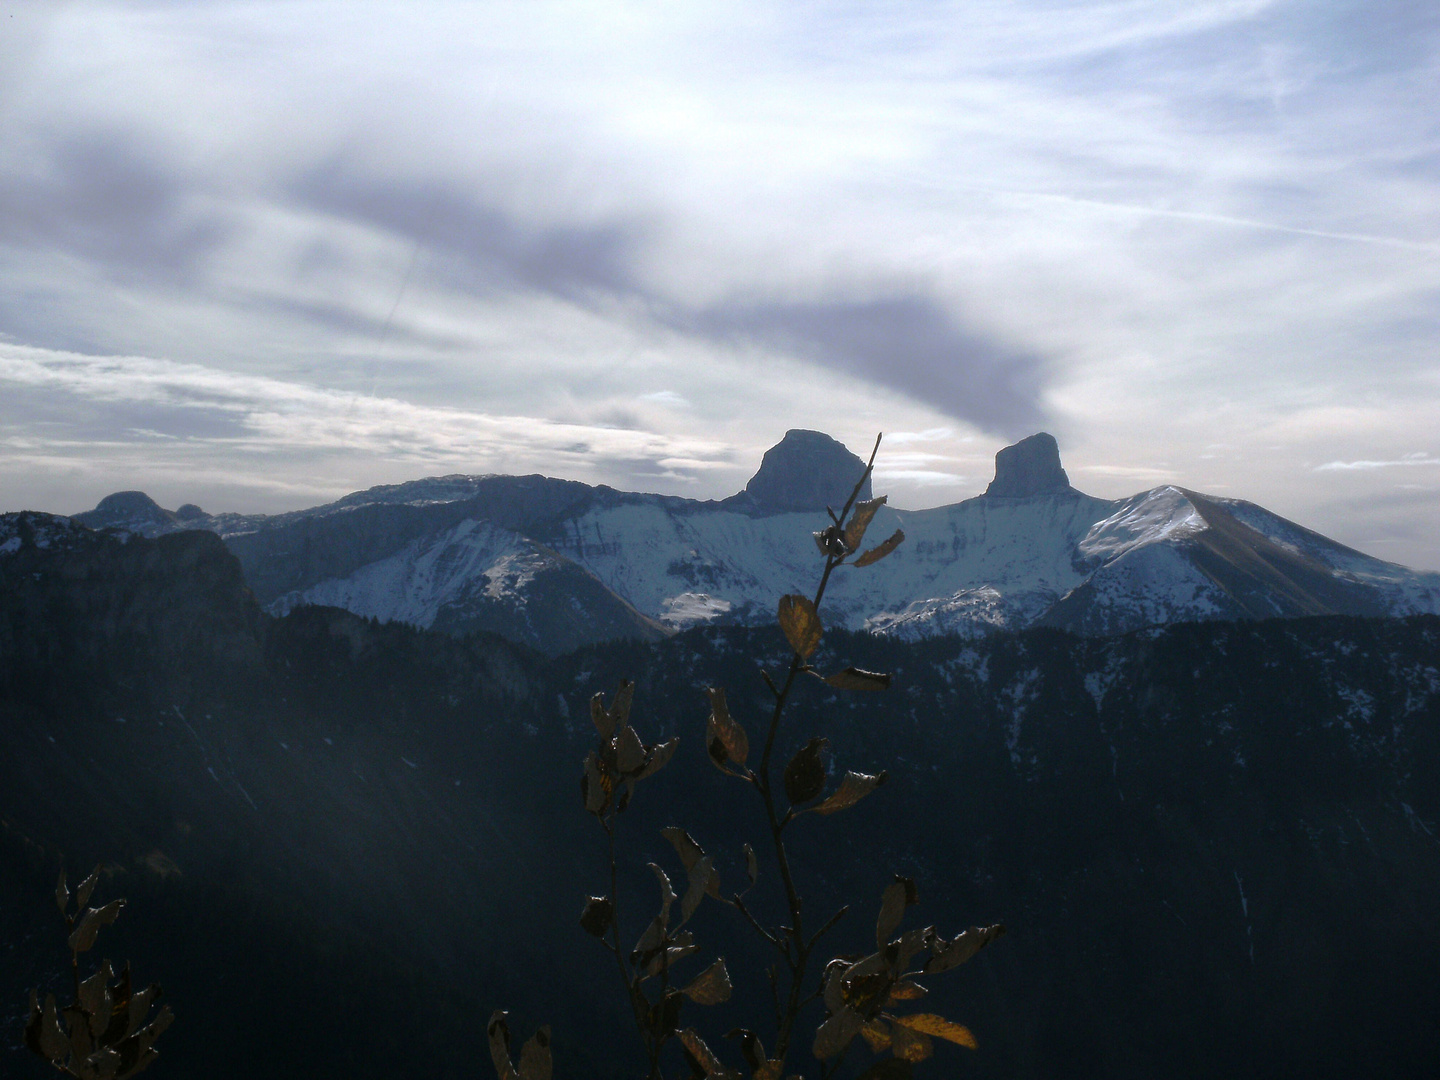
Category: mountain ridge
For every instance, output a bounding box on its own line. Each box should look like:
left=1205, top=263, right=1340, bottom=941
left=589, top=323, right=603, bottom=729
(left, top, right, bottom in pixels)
left=60, top=432, right=1440, bottom=652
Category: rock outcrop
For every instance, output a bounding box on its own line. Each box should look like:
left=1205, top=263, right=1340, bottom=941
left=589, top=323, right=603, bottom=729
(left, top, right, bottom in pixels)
left=983, top=431, right=1072, bottom=499
left=740, top=429, right=871, bottom=512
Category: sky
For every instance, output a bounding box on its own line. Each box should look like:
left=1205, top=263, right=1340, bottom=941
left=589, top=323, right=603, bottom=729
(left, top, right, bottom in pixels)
left=1, top=0, right=1437, bottom=570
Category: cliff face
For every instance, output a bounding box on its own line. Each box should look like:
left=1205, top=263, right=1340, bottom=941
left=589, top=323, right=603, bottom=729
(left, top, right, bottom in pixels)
left=982, top=431, right=1072, bottom=498
left=737, top=428, right=872, bottom=512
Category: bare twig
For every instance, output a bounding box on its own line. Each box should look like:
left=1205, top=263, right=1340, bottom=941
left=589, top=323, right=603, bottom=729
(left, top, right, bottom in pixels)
left=733, top=893, right=786, bottom=954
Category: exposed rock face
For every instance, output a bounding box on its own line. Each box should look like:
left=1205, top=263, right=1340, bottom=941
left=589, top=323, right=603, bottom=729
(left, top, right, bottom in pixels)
left=984, top=432, right=1072, bottom=499
left=742, top=430, right=871, bottom=512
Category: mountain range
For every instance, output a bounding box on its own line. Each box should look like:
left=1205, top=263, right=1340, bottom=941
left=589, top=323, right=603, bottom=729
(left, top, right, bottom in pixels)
left=66, top=430, right=1440, bottom=654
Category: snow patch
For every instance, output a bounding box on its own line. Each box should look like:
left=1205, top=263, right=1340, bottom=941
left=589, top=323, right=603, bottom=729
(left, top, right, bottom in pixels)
left=660, top=592, right=733, bottom=629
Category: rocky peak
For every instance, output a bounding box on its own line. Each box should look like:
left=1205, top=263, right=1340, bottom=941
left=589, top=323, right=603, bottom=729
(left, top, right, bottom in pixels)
left=742, top=430, right=871, bottom=513
left=983, top=432, right=1072, bottom=499
left=75, top=490, right=178, bottom=532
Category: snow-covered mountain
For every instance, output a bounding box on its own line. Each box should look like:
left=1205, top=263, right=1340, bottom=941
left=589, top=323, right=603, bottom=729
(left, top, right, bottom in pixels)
left=67, top=430, right=1440, bottom=650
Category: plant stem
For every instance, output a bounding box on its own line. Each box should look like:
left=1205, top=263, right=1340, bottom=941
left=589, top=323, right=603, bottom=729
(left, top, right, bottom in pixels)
left=603, top=819, right=651, bottom=1074
left=749, top=434, right=881, bottom=1068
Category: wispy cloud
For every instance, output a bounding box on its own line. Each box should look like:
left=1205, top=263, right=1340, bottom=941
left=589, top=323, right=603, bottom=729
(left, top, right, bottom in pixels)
left=1316, top=454, right=1440, bottom=471
left=0, top=342, right=732, bottom=481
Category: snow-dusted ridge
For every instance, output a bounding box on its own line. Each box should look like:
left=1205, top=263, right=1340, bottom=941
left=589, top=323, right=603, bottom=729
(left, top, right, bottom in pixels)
left=62, top=431, right=1440, bottom=649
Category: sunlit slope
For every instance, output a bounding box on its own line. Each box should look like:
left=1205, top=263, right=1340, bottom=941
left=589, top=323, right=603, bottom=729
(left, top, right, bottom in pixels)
left=548, top=488, right=1118, bottom=636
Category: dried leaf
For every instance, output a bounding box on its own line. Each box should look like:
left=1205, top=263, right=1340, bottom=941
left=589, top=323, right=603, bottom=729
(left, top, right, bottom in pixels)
left=609, top=680, right=635, bottom=728
left=812, top=771, right=888, bottom=815
left=615, top=726, right=646, bottom=774
left=140, top=1004, right=174, bottom=1041
left=67, top=900, right=125, bottom=954
left=651, top=863, right=677, bottom=927
left=824, top=668, right=892, bottom=692
left=682, top=958, right=733, bottom=1005
left=25, top=992, right=68, bottom=1062
left=840, top=950, right=888, bottom=985
left=582, top=752, right=609, bottom=815
left=892, top=1014, right=977, bottom=1050
left=487, top=1011, right=517, bottom=1080
left=642, top=937, right=699, bottom=978
left=777, top=595, right=822, bottom=659
left=663, top=829, right=722, bottom=899
left=859, top=1018, right=893, bottom=1052
left=663, top=827, right=705, bottom=872
left=891, top=927, right=931, bottom=971
left=923, top=924, right=1006, bottom=974
left=114, top=1004, right=171, bottom=1080
left=821, top=959, right=850, bottom=1013
left=876, top=877, right=916, bottom=949
left=855, top=529, right=905, bottom=568
left=76, top=867, right=100, bottom=910
left=705, top=687, right=749, bottom=769
left=517, top=1026, right=552, bottom=1080
left=753, top=1061, right=783, bottom=1080
left=55, top=871, right=69, bottom=916
left=726, top=1028, right=765, bottom=1073
left=78, top=961, right=112, bottom=1015
left=635, top=737, right=679, bottom=781
left=124, top=986, right=159, bottom=1042
left=744, top=844, right=758, bottom=887
left=783, top=737, right=828, bottom=805
left=680, top=856, right=715, bottom=925
left=840, top=970, right=893, bottom=1015
left=812, top=1007, right=866, bottom=1060
left=98, top=967, right=134, bottom=1045
left=889, top=1023, right=933, bottom=1063
left=633, top=916, right=666, bottom=965
left=843, top=496, right=887, bottom=553
left=679, top=1028, right=733, bottom=1079
left=580, top=896, right=614, bottom=938
left=80, top=962, right=115, bottom=1037
left=90, top=1048, right=122, bottom=1078
left=649, top=990, right=685, bottom=1041
left=65, top=1004, right=93, bottom=1061
left=589, top=692, right=615, bottom=740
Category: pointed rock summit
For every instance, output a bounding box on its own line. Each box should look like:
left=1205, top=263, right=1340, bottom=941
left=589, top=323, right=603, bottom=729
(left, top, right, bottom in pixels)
left=984, top=432, right=1072, bottom=499
left=742, top=430, right=871, bottom=513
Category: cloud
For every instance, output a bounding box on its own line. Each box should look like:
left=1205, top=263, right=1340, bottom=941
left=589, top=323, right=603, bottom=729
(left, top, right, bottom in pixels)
left=1316, top=455, right=1440, bottom=471
left=0, top=343, right=730, bottom=478
left=886, top=428, right=956, bottom=444
left=287, top=164, right=1050, bottom=431
left=0, top=131, right=230, bottom=283
left=289, top=163, right=648, bottom=302
left=685, top=294, right=1047, bottom=435
left=1074, top=464, right=1179, bottom=481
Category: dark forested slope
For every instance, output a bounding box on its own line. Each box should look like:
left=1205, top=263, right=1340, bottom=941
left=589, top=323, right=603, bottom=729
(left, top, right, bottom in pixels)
left=2, top=515, right=1437, bottom=1079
